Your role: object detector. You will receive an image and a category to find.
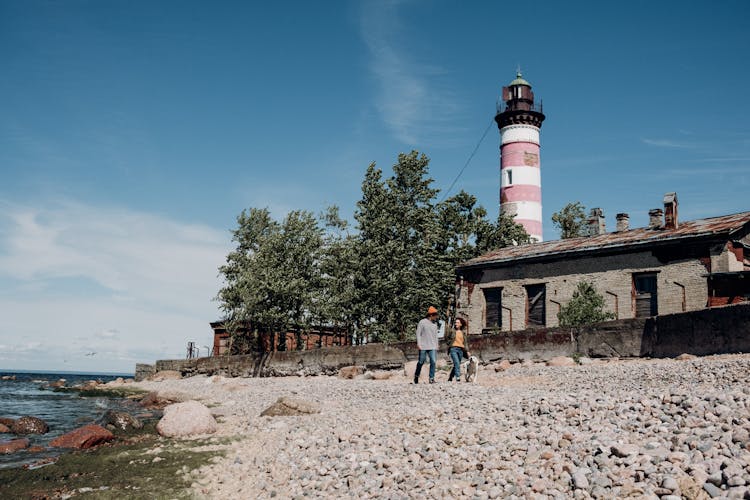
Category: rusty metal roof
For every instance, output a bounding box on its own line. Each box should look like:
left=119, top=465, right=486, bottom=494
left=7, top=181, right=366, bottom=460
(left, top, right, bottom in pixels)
left=459, top=211, right=750, bottom=270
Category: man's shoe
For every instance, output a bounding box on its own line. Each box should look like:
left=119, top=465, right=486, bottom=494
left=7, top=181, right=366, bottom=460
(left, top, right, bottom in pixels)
left=413, top=377, right=419, bottom=384
left=429, top=379, right=436, bottom=384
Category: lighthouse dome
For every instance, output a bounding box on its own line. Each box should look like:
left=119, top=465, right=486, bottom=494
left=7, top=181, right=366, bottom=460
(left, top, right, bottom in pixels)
left=509, top=71, right=530, bottom=87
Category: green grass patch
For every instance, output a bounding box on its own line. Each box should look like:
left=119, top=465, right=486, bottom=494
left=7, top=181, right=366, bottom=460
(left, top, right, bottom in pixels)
left=52, top=386, right=149, bottom=399
left=0, top=423, right=227, bottom=499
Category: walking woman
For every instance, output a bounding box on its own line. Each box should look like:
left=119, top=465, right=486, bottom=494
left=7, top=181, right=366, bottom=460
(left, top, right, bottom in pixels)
left=448, top=317, right=469, bottom=382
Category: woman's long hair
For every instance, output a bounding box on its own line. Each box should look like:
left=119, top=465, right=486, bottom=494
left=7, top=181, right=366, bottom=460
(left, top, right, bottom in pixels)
left=455, top=317, right=468, bottom=331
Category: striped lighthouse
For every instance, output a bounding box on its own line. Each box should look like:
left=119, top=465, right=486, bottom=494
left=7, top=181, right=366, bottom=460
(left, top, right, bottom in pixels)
left=495, top=71, right=546, bottom=242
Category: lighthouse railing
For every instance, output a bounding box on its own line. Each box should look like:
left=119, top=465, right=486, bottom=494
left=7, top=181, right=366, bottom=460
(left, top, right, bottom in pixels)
left=496, top=101, right=544, bottom=114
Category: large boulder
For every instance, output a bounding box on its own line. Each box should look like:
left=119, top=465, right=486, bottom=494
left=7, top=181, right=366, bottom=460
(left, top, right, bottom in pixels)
left=0, top=417, right=15, bottom=428
left=156, top=401, right=217, bottom=437
left=0, top=438, right=30, bottom=454
left=494, top=360, right=512, bottom=372
left=50, top=425, right=114, bottom=449
left=81, top=380, right=101, bottom=390
left=260, top=397, right=321, bottom=417
left=12, top=416, right=49, bottom=435
left=0, top=424, right=10, bottom=433
left=547, top=356, right=576, bottom=367
left=98, top=410, right=143, bottom=432
left=338, top=366, right=365, bottom=379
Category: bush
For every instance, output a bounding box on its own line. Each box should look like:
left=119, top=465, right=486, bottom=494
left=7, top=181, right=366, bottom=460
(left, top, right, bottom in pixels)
left=558, top=281, right=615, bottom=327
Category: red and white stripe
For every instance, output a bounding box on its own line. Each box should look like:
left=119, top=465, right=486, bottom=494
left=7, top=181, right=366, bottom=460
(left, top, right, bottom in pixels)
left=500, top=124, right=543, bottom=241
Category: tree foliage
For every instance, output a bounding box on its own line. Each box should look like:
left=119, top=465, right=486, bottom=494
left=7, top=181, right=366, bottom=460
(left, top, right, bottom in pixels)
left=557, top=280, right=615, bottom=327
left=552, top=201, right=587, bottom=239
left=217, top=150, right=530, bottom=350
left=217, top=208, right=324, bottom=351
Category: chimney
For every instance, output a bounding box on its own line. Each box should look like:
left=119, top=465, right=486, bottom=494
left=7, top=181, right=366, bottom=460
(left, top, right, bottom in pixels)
left=615, top=213, right=630, bottom=232
left=663, top=192, right=678, bottom=229
left=648, top=208, right=664, bottom=229
left=587, top=208, right=606, bottom=236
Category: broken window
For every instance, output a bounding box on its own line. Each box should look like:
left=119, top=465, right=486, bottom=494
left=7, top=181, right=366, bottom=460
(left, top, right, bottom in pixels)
left=525, top=283, right=546, bottom=327
left=483, top=288, right=502, bottom=329
left=633, top=273, right=658, bottom=317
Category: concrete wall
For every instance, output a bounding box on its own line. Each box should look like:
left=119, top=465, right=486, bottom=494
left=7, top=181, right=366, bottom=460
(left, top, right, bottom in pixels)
left=147, top=343, right=416, bottom=379
left=137, top=303, right=750, bottom=379
left=456, top=249, right=711, bottom=333
left=134, top=363, right=155, bottom=381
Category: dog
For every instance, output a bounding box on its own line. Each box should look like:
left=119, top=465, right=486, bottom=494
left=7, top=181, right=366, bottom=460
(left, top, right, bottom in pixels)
left=464, top=355, right=479, bottom=383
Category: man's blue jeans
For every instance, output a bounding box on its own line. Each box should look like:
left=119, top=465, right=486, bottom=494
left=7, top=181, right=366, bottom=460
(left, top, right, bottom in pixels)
left=449, top=346, right=463, bottom=381
left=415, top=349, right=437, bottom=381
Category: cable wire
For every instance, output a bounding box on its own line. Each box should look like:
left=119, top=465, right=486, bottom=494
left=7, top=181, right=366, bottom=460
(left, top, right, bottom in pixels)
left=439, top=118, right=495, bottom=202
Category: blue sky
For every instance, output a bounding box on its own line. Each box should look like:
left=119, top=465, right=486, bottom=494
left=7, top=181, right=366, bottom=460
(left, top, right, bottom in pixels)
left=1, top=0, right=748, bottom=373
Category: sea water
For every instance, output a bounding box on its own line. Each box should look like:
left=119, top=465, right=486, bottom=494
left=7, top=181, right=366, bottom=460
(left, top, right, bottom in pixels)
left=0, top=370, right=135, bottom=469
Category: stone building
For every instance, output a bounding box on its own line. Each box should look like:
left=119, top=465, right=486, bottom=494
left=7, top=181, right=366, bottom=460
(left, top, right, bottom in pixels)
left=455, top=194, right=750, bottom=334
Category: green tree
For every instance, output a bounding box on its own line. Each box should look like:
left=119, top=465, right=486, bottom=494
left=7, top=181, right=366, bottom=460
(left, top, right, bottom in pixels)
left=318, top=205, right=364, bottom=344
left=354, top=152, right=441, bottom=342
left=558, top=280, right=615, bottom=327
left=217, top=208, right=324, bottom=353
left=476, top=210, right=532, bottom=252
left=552, top=201, right=587, bottom=239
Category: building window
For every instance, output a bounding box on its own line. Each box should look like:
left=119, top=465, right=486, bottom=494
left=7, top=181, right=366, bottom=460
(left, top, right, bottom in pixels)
left=633, top=273, right=658, bottom=317
left=483, top=288, right=502, bottom=329
left=525, top=283, right=546, bottom=327
left=506, top=169, right=513, bottom=185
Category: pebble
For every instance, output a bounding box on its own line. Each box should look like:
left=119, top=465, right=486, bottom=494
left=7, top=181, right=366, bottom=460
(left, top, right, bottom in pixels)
left=703, top=482, right=723, bottom=497
left=128, top=353, right=750, bottom=499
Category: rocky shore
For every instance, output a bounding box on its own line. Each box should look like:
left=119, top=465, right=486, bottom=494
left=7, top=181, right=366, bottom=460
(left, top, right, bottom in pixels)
left=122, top=353, right=750, bottom=499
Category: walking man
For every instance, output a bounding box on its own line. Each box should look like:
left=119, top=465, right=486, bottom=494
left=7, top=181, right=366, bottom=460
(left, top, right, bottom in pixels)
left=414, top=306, right=439, bottom=384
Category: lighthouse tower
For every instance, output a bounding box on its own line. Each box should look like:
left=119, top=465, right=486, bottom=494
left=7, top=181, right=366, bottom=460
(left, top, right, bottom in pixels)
left=495, top=71, right=546, bottom=241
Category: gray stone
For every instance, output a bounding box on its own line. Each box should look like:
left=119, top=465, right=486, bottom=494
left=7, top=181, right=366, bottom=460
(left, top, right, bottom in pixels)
left=338, top=366, right=365, bottom=379
left=703, top=482, right=723, bottom=498
left=611, top=443, right=639, bottom=457
left=572, top=471, right=589, bottom=489
left=260, top=397, right=321, bottom=416
left=661, top=476, right=679, bottom=491
left=98, top=410, right=143, bottom=431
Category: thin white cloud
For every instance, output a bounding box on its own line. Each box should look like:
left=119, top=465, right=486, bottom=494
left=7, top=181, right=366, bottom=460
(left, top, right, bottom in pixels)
left=95, top=328, right=120, bottom=340
left=0, top=199, right=231, bottom=373
left=641, top=138, right=696, bottom=149
left=359, top=0, right=464, bottom=145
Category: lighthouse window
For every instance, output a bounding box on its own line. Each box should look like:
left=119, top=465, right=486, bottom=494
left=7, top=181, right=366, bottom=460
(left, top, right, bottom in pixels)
left=506, top=169, right=513, bottom=185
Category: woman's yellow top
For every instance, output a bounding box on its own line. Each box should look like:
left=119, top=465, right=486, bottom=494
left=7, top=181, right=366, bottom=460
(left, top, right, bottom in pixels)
left=452, top=329, right=465, bottom=348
